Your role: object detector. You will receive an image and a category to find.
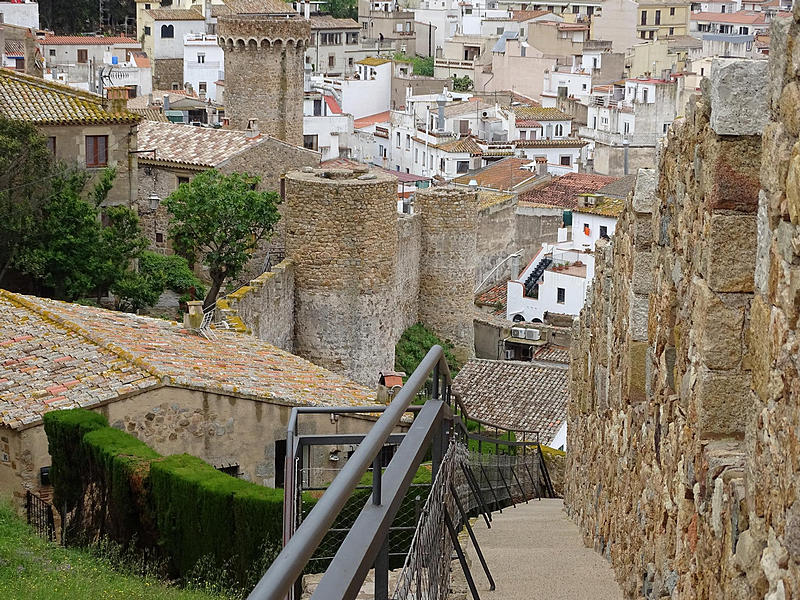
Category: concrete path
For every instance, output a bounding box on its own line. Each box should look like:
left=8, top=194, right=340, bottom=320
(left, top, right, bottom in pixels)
left=466, top=498, right=623, bottom=600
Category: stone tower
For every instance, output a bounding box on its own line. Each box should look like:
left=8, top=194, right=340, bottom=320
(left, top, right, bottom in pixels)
left=217, top=0, right=310, bottom=145
left=285, top=167, right=399, bottom=386
left=416, top=185, right=479, bottom=361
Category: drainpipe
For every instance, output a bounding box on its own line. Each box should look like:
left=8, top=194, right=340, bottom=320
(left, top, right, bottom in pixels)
left=623, top=137, right=629, bottom=175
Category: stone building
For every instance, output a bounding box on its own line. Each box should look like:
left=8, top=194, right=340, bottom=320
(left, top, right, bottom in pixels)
left=565, top=22, right=800, bottom=598
left=217, top=0, right=310, bottom=144
left=0, top=289, right=382, bottom=507
left=0, top=68, right=141, bottom=207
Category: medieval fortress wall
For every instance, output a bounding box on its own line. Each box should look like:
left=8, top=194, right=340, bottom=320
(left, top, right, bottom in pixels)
left=567, top=13, right=800, bottom=600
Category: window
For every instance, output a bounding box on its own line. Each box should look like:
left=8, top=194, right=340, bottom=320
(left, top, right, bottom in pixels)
left=155, top=232, right=164, bottom=243
left=177, top=176, right=190, bottom=185
left=496, top=27, right=504, bottom=34
left=198, top=81, right=207, bottom=93
left=346, top=32, right=359, bottom=44
left=274, top=440, right=286, bottom=488
left=328, top=54, right=335, bottom=68
left=655, top=10, right=661, bottom=24
left=144, top=26, right=151, bottom=36
left=648, top=30, right=654, bottom=40
left=46, top=137, right=56, bottom=155
left=583, top=223, right=590, bottom=235
left=669, top=27, right=674, bottom=35
left=303, top=134, right=318, bottom=150
left=560, top=155, right=571, bottom=166
left=439, top=158, right=445, bottom=172
left=77, top=49, right=88, bottom=63
left=396, top=132, right=401, bottom=148
left=161, top=24, right=174, bottom=38
left=456, top=160, right=469, bottom=173
left=415, top=148, right=419, bottom=163
left=48, top=49, right=55, bottom=57
left=348, top=57, right=354, bottom=67
left=313, top=98, right=322, bottom=116
left=640, top=10, right=647, bottom=25
left=197, top=53, right=205, bottom=63
left=600, top=225, right=608, bottom=238
left=405, top=134, right=410, bottom=150
left=85, top=135, right=108, bottom=167
left=172, top=82, right=180, bottom=90
left=145, top=3, right=151, bottom=8
left=669, top=7, right=675, bottom=15
left=642, top=88, right=649, bottom=103
left=520, top=130, right=527, bottom=140
left=554, top=124, right=563, bottom=137
left=663, top=123, right=669, bottom=133
left=582, top=83, right=587, bottom=90
left=623, top=121, right=630, bottom=134
left=739, top=26, right=749, bottom=35
left=557, top=287, right=565, bottom=304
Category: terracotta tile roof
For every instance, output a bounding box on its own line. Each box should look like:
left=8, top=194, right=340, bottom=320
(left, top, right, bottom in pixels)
left=514, top=138, right=587, bottom=148
left=0, top=290, right=375, bottom=429
left=511, top=10, right=553, bottom=22
left=4, top=41, right=24, bottom=57
left=475, top=279, right=509, bottom=315
left=212, top=3, right=233, bottom=16
left=478, top=191, right=514, bottom=210
left=574, top=194, right=625, bottom=217
left=518, top=172, right=619, bottom=209
left=146, top=8, right=204, bottom=20
left=452, top=359, right=568, bottom=445
left=690, top=10, right=767, bottom=24
left=443, top=98, right=491, bottom=118
left=223, top=0, right=295, bottom=14
left=0, top=68, right=142, bottom=125
left=136, top=120, right=269, bottom=167
left=436, top=136, right=483, bottom=155
left=354, top=110, right=390, bottom=128
left=357, top=57, right=392, bottom=66
left=310, top=15, right=361, bottom=29
left=533, top=345, right=570, bottom=364
left=131, top=51, right=151, bottom=68
left=515, top=119, right=541, bottom=128
left=514, top=106, right=572, bottom=121
left=42, top=35, right=139, bottom=45
left=129, top=107, right=169, bottom=122
left=594, top=173, right=637, bottom=199
left=452, top=157, right=535, bottom=190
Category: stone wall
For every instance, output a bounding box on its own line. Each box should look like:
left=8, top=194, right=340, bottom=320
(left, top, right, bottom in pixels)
left=216, top=259, right=295, bottom=352
left=416, top=186, right=479, bottom=361
left=475, top=197, right=517, bottom=289
left=395, top=213, right=422, bottom=336
left=152, top=58, right=184, bottom=90
left=286, top=168, right=399, bottom=386
left=563, top=43, right=800, bottom=599
left=218, top=15, right=310, bottom=145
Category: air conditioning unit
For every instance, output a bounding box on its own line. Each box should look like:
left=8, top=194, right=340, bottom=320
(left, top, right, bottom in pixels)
left=525, top=328, right=540, bottom=341
left=511, top=327, right=526, bottom=339
left=505, top=349, right=514, bottom=360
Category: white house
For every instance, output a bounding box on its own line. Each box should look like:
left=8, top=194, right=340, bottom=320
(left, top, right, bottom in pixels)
left=183, top=32, right=223, bottom=100
left=0, top=0, right=39, bottom=28
left=506, top=192, right=623, bottom=322
left=303, top=89, right=353, bottom=161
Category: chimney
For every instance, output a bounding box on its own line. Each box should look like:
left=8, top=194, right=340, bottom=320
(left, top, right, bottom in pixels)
left=510, top=253, right=521, bottom=280
left=162, top=94, right=170, bottom=111
left=436, top=88, right=447, bottom=133
left=304, top=1, right=311, bottom=19
left=147, top=92, right=153, bottom=107
left=246, top=118, right=259, bottom=138
left=535, top=156, right=547, bottom=176
left=108, top=96, right=127, bottom=114
left=304, top=64, right=312, bottom=92
left=205, top=0, right=213, bottom=32
left=183, top=301, right=205, bottom=330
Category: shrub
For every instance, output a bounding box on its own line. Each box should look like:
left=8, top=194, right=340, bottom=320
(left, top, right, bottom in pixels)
left=394, top=323, right=461, bottom=379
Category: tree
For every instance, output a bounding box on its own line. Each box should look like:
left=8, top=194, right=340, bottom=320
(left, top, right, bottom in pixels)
left=324, top=0, right=357, bottom=20
left=0, top=118, right=54, bottom=285
left=452, top=75, right=474, bottom=92
left=393, top=53, right=434, bottom=77
left=163, top=170, right=281, bottom=309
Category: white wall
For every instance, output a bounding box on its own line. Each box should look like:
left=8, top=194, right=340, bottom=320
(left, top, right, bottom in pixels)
left=154, top=19, right=205, bottom=59
left=571, top=211, right=618, bottom=248
left=183, top=35, right=224, bottom=101
left=0, top=1, right=39, bottom=28
left=303, top=113, right=353, bottom=161
left=339, top=63, right=392, bottom=118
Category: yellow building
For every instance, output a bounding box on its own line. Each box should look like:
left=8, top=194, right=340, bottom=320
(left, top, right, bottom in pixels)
left=636, top=0, right=690, bottom=41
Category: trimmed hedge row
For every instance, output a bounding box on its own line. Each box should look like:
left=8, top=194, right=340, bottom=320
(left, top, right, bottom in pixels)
left=43, top=409, right=289, bottom=586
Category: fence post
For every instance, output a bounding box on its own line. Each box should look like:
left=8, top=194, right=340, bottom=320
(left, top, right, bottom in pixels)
left=373, top=454, right=388, bottom=600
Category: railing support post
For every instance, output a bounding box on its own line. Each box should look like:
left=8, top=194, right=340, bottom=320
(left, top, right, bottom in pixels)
left=450, top=482, right=495, bottom=591
left=444, top=507, right=481, bottom=600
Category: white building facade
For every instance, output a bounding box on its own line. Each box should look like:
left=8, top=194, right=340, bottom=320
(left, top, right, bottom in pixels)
left=183, top=33, right=223, bottom=100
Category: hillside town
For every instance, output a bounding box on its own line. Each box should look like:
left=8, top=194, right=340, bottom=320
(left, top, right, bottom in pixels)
left=1, top=0, right=800, bottom=599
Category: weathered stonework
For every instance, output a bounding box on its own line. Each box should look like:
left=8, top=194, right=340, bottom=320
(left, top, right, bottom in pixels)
left=218, top=14, right=310, bottom=144
left=152, top=58, right=184, bottom=91
left=285, top=168, right=398, bottom=386
left=416, top=186, right=479, bottom=361
left=567, top=25, right=800, bottom=600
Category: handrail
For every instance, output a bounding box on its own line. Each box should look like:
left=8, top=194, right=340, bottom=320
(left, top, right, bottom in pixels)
left=248, top=345, right=452, bottom=600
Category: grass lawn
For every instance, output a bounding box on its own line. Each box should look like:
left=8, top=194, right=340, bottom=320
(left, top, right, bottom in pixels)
left=0, top=501, right=230, bottom=600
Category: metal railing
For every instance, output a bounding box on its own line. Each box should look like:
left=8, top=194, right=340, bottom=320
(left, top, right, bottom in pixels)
left=248, top=345, right=555, bottom=600
left=26, top=490, right=55, bottom=542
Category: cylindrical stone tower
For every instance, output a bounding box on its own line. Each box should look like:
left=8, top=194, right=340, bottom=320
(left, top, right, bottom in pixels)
left=217, top=1, right=310, bottom=145
left=416, top=185, right=479, bottom=361
left=285, top=168, right=399, bottom=386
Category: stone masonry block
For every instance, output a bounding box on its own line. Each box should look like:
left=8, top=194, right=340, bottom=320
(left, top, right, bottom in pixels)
left=704, top=135, right=762, bottom=213
left=629, top=291, right=650, bottom=342
left=632, top=168, right=657, bottom=214
left=692, top=277, right=747, bottom=371
left=755, top=192, right=771, bottom=295
left=632, top=251, right=654, bottom=296
left=628, top=341, right=649, bottom=404
left=696, top=367, right=752, bottom=437
left=701, top=213, right=757, bottom=293
left=710, top=58, right=768, bottom=136
left=787, top=146, right=800, bottom=225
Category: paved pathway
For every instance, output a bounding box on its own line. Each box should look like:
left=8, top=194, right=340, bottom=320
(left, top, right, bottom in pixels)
left=466, top=498, right=623, bottom=600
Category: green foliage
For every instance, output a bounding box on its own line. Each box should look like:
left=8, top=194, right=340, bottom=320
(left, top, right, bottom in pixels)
left=164, top=169, right=281, bottom=308
left=323, top=0, right=357, bottom=19
left=0, top=500, right=230, bottom=600
left=395, top=323, right=462, bottom=378
left=392, top=53, right=435, bottom=77
left=38, top=0, right=135, bottom=35
left=452, top=74, right=474, bottom=92
left=0, top=117, right=54, bottom=285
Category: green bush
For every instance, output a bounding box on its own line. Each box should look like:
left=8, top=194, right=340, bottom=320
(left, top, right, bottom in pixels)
left=395, top=323, right=462, bottom=379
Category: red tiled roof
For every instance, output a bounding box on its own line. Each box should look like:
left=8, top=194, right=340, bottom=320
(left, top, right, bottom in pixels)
left=533, top=345, right=570, bottom=364
left=324, top=95, right=342, bottom=115
left=516, top=119, right=542, bottom=128
left=42, top=35, right=139, bottom=45
left=452, top=157, right=535, bottom=190
left=690, top=11, right=767, bottom=24
left=354, top=110, right=390, bottom=128
left=519, top=172, right=619, bottom=209
left=476, top=279, right=509, bottom=315
left=511, top=10, right=554, bottom=22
